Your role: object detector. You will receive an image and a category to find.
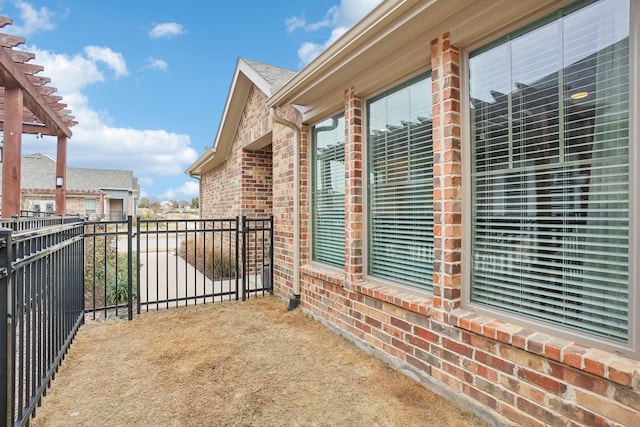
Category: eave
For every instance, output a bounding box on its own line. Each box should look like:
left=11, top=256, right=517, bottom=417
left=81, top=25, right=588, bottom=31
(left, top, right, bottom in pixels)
left=187, top=59, right=276, bottom=176
left=267, top=0, right=574, bottom=124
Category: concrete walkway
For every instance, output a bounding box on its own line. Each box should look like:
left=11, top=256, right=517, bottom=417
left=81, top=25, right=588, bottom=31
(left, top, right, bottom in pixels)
left=136, top=235, right=266, bottom=309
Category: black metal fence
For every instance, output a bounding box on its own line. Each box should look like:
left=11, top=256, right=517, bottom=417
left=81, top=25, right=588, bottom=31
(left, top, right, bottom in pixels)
left=0, top=221, right=85, bottom=426
left=136, top=216, right=273, bottom=312
left=84, top=218, right=134, bottom=321
left=1, top=214, right=273, bottom=426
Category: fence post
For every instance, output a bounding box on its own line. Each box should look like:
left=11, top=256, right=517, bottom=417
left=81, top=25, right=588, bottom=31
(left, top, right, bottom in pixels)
left=0, top=227, right=14, bottom=426
left=127, top=216, right=133, bottom=321
left=269, top=215, right=274, bottom=294
left=136, top=217, right=141, bottom=315
left=235, top=217, right=240, bottom=301
left=241, top=216, right=247, bottom=301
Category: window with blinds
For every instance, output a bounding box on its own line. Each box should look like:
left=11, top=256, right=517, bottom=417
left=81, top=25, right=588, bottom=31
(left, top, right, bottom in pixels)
left=469, top=0, right=630, bottom=342
left=367, top=74, right=434, bottom=290
left=312, top=114, right=346, bottom=267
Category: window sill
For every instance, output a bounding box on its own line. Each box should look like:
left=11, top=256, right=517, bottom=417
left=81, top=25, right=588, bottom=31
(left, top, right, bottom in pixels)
left=300, top=263, right=344, bottom=287
left=300, top=264, right=433, bottom=318
left=450, top=308, right=640, bottom=390
left=355, top=282, right=433, bottom=317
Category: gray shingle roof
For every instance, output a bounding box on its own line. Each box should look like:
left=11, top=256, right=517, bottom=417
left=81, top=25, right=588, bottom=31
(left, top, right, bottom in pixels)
left=241, top=58, right=296, bottom=88
left=0, top=153, right=139, bottom=194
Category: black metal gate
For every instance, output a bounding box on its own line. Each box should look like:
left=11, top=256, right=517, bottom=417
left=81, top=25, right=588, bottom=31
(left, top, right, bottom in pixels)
left=83, top=215, right=274, bottom=319
left=136, top=216, right=273, bottom=312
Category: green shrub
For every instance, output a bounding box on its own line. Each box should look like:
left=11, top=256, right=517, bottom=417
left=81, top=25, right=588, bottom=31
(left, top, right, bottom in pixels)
left=84, top=230, right=136, bottom=308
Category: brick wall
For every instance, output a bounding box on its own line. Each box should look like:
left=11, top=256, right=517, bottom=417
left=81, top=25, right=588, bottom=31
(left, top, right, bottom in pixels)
left=270, top=105, right=305, bottom=300
left=284, top=32, right=640, bottom=427
left=200, top=86, right=273, bottom=219
left=21, top=192, right=105, bottom=217
left=241, top=147, right=272, bottom=217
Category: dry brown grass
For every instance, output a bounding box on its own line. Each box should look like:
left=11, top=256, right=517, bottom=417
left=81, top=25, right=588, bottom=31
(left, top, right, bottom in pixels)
left=32, top=297, right=487, bottom=427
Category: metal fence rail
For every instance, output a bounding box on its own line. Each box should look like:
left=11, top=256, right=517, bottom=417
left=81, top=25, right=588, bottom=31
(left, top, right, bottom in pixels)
left=0, top=221, right=85, bottom=426
left=0, top=215, right=82, bottom=232
left=242, top=216, right=274, bottom=300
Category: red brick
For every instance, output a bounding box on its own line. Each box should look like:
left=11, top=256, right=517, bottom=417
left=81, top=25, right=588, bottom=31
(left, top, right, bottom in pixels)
left=475, top=350, right=516, bottom=375
left=390, top=316, right=412, bottom=332
left=414, top=325, right=438, bottom=343
left=562, top=343, right=589, bottom=370
left=442, top=337, right=473, bottom=358
left=517, top=367, right=567, bottom=395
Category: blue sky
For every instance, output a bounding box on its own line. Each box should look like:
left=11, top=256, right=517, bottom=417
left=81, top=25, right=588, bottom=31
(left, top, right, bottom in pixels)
left=0, top=0, right=381, bottom=201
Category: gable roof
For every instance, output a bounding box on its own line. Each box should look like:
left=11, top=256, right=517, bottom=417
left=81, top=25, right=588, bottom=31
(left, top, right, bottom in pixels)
left=0, top=153, right=139, bottom=194
left=186, top=58, right=295, bottom=176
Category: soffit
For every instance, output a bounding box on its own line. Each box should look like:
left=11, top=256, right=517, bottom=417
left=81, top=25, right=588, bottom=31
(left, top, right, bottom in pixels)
left=0, top=16, right=75, bottom=137
left=268, top=0, right=573, bottom=124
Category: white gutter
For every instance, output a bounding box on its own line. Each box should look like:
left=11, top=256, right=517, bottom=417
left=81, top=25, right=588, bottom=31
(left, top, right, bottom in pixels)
left=270, top=107, right=301, bottom=310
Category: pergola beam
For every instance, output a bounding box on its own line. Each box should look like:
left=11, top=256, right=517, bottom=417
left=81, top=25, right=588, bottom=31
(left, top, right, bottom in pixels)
left=0, top=46, right=73, bottom=138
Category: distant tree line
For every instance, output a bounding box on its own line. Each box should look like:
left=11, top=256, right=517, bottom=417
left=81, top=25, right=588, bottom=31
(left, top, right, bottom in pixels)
left=138, top=197, right=198, bottom=211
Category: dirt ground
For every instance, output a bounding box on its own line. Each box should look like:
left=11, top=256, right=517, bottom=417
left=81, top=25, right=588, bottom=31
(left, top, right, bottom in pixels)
left=32, top=297, right=487, bottom=427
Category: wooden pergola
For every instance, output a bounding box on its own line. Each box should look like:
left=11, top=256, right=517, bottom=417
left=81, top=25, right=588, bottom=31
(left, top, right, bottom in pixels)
left=0, top=16, right=76, bottom=217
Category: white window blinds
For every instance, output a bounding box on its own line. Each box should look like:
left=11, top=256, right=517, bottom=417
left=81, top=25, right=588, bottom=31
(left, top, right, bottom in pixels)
left=469, top=0, right=630, bottom=342
left=312, top=114, right=346, bottom=267
left=367, top=74, right=434, bottom=290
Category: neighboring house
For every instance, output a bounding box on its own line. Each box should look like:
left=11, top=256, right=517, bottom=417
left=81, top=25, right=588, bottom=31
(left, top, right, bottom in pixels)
left=0, top=153, right=139, bottom=219
left=188, top=0, right=639, bottom=425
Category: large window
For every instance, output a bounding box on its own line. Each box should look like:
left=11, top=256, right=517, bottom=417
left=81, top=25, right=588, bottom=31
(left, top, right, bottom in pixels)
left=312, top=114, right=345, bottom=267
left=469, top=0, right=630, bottom=342
left=367, top=74, right=434, bottom=290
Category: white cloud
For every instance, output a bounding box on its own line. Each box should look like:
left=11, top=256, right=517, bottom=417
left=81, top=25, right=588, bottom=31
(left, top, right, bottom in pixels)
left=10, top=1, right=54, bottom=36
left=22, top=46, right=198, bottom=195
left=285, top=16, right=306, bottom=33
left=161, top=180, right=199, bottom=201
left=138, top=176, right=154, bottom=187
left=145, top=57, right=168, bottom=71
left=84, top=46, right=128, bottom=77
left=288, top=0, right=383, bottom=66
left=148, top=22, right=186, bottom=39
left=31, top=48, right=104, bottom=93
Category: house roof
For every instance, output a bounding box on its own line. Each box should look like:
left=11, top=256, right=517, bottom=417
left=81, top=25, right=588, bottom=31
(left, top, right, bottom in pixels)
left=268, top=0, right=572, bottom=123
left=0, top=153, right=139, bottom=195
left=186, top=58, right=295, bottom=176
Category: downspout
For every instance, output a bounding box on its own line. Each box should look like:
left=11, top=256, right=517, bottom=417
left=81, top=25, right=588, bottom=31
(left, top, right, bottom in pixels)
left=270, top=107, right=301, bottom=310
left=190, top=174, right=202, bottom=218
